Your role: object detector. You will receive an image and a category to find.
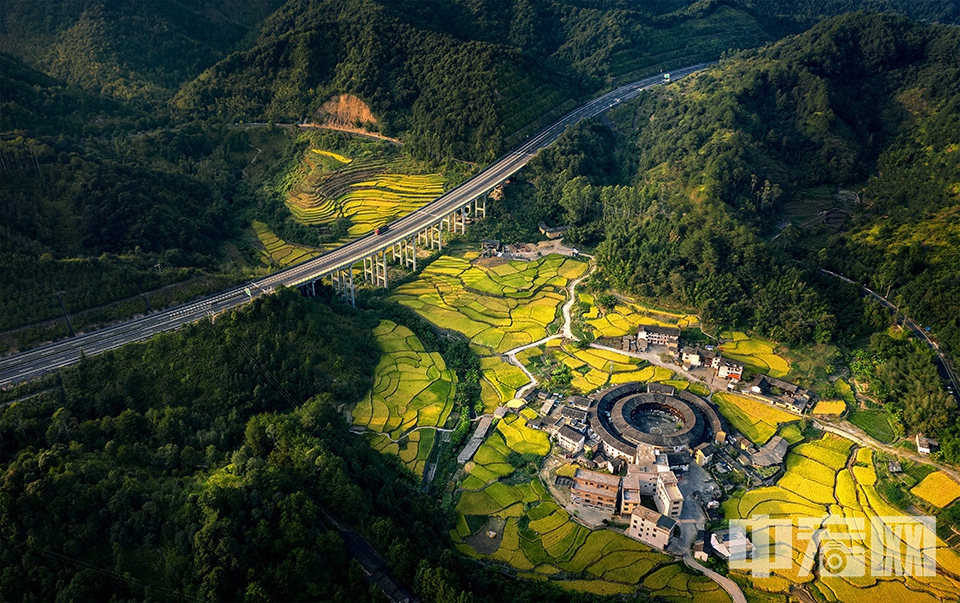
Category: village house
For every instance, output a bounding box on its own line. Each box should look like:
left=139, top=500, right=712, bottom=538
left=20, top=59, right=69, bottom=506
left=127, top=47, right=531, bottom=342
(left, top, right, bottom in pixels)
left=693, top=533, right=709, bottom=562
left=916, top=433, right=938, bottom=455
left=539, top=398, right=556, bottom=416
left=680, top=346, right=720, bottom=369
left=666, top=451, right=692, bottom=472
left=560, top=405, right=588, bottom=428
left=620, top=475, right=642, bottom=516
left=538, top=222, right=569, bottom=239
left=693, top=442, right=715, bottom=466
left=655, top=471, right=684, bottom=519
left=626, top=455, right=669, bottom=497
left=716, top=358, right=745, bottom=382
left=628, top=505, right=677, bottom=550
left=637, top=325, right=681, bottom=354
left=747, top=375, right=811, bottom=413
left=711, top=527, right=754, bottom=561
left=557, top=424, right=586, bottom=454
left=595, top=455, right=625, bottom=474
left=571, top=468, right=620, bottom=512
left=750, top=435, right=789, bottom=468
left=481, top=239, right=501, bottom=256
left=566, top=395, right=593, bottom=410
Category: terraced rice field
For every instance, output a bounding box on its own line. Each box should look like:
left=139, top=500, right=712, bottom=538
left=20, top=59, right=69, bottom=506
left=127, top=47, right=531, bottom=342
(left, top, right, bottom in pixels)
left=712, top=392, right=798, bottom=444
left=351, top=320, right=456, bottom=475
left=523, top=343, right=674, bottom=393
left=911, top=471, right=960, bottom=507
left=454, top=468, right=724, bottom=600
left=461, top=414, right=551, bottom=491
left=390, top=253, right=587, bottom=410
left=252, top=220, right=320, bottom=267
left=285, top=147, right=448, bottom=243
left=718, top=330, right=791, bottom=378
left=580, top=296, right=698, bottom=339
left=722, top=434, right=960, bottom=602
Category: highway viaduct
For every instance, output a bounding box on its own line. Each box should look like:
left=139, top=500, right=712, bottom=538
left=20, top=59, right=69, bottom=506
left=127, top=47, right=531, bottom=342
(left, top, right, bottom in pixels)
left=0, top=64, right=710, bottom=388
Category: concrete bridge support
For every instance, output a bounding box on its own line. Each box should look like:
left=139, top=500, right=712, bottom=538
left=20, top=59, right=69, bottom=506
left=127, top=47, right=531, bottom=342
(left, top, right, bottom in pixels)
left=363, top=251, right=388, bottom=289
left=474, top=194, right=487, bottom=219
left=430, top=221, right=443, bottom=251
left=402, top=237, right=417, bottom=271
left=331, top=267, right=356, bottom=306
left=299, top=280, right=318, bottom=297
left=390, top=238, right=417, bottom=272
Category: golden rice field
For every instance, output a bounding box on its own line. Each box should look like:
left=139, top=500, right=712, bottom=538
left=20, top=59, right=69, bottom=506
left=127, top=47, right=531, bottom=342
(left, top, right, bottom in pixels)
left=812, top=400, right=846, bottom=415
left=454, top=459, right=726, bottom=600
left=351, top=320, right=456, bottom=475
left=520, top=342, right=674, bottom=393
left=721, top=433, right=960, bottom=602
left=712, top=392, right=798, bottom=444
left=718, top=330, right=791, bottom=378
left=285, top=147, right=447, bottom=242
left=251, top=220, right=320, bottom=267
left=390, top=253, right=587, bottom=409
left=911, top=471, right=960, bottom=507
left=581, top=295, right=699, bottom=339
left=311, top=149, right=351, bottom=164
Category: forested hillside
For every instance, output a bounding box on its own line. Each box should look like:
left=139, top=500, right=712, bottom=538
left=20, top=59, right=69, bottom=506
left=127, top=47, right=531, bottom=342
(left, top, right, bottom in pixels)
left=494, top=12, right=959, bottom=458
left=0, top=0, right=284, bottom=105
left=2, top=0, right=953, bottom=350
left=497, top=12, right=958, bottom=353
left=0, top=290, right=620, bottom=602
left=171, top=0, right=781, bottom=161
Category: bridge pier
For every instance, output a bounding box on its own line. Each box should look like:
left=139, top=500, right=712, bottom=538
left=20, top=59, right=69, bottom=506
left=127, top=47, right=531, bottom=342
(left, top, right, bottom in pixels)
left=474, top=194, right=487, bottom=219
left=363, top=250, right=388, bottom=288
left=431, top=221, right=443, bottom=251
left=403, top=237, right=417, bottom=271
left=331, top=268, right=356, bottom=305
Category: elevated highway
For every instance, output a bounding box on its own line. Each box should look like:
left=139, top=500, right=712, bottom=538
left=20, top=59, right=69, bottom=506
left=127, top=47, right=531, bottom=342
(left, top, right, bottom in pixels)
left=0, top=64, right=709, bottom=387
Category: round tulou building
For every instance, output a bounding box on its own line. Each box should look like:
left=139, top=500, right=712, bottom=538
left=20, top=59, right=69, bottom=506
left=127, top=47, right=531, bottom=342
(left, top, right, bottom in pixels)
left=587, top=382, right=721, bottom=462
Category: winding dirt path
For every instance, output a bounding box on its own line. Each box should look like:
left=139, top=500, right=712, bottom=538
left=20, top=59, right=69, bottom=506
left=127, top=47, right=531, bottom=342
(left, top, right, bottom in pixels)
left=503, top=259, right=596, bottom=399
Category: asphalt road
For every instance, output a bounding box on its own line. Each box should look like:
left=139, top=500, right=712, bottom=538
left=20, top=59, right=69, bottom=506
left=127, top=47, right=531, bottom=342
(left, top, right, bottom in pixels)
left=818, top=268, right=960, bottom=399
left=0, top=64, right=710, bottom=388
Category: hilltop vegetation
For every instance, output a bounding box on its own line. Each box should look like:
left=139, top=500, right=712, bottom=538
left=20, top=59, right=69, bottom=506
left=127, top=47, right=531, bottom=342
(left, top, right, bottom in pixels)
left=476, top=11, right=958, bottom=359
left=501, top=12, right=959, bottom=458
left=2, top=0, right=954, bottom=345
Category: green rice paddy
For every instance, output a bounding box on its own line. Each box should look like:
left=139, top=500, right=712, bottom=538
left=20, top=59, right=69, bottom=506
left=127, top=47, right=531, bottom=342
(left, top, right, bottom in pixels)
left=252, top=220, right=320, bottom=267
left=390, top=252, right=587, bottom=410
left=351, top=320, right=456, bottom=475
left=848, top=409, right=899, bottom=444
left=718, top=330, right=791, bottom=378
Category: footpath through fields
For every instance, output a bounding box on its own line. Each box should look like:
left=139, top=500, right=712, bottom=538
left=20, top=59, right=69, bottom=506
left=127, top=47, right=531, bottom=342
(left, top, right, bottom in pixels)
left=814, top=418, right=960, bottom=486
